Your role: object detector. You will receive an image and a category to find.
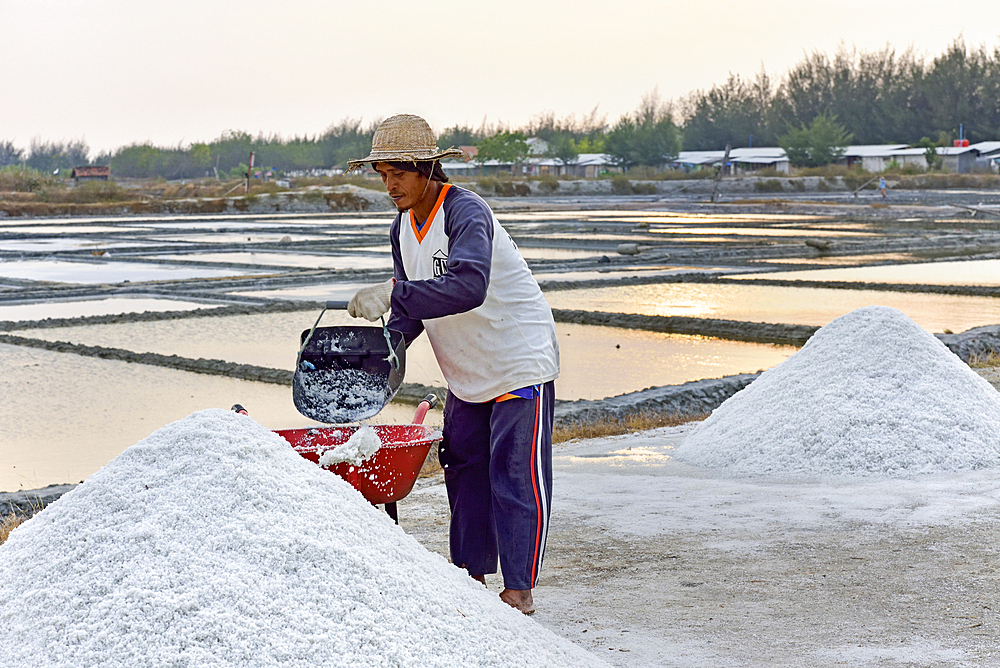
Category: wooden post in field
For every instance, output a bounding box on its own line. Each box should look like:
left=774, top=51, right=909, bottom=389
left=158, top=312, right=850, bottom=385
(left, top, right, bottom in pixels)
left=712, top=144, right=731, bottom=203
left=245, top=151, right=255, bottom=194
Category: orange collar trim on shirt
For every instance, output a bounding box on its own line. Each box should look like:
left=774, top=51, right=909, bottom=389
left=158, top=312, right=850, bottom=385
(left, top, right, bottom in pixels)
left=409, top=183, right=451, bottom=244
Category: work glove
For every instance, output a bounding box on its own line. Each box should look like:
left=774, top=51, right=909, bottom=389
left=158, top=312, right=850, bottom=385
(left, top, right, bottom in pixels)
left=348, top=278, right=395, bottom=321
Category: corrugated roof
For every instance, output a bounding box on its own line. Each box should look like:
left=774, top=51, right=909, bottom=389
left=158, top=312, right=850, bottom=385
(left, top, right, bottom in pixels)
left=71, top=166, right=110, bottom=177
left=937, top=145, right=979, bottom=156
left=841, top=145, right=909, bottom=157
left=971, top=141, right=1000, bottom=155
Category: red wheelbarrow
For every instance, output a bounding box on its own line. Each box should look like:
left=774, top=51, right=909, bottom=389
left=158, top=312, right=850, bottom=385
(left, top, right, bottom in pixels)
left=233, top=394, right=441, bottom=523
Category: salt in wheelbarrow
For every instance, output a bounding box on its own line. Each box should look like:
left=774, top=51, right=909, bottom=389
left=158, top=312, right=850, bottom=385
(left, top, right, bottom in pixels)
left=292, top=300, right=406, bottom=424
left=234, top=394, right=441, bottom=523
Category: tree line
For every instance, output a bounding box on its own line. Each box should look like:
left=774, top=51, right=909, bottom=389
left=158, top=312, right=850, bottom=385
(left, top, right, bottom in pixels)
left=681, top=37, right=1000, bottom=151
left=1, top=37, right=997, bottom=178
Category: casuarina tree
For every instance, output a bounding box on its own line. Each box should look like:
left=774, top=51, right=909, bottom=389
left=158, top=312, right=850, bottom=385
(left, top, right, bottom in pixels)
left=778, top=113, right=854, bottom=167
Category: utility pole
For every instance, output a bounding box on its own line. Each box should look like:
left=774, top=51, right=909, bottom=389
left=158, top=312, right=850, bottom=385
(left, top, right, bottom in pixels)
left=245, top=151, right=255, bottom=194
left=711, top=144, right=731, bottom=203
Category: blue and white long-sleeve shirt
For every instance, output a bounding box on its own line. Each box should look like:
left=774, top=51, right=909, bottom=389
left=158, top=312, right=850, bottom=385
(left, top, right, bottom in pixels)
left=387, top=184, right=559, bottom=403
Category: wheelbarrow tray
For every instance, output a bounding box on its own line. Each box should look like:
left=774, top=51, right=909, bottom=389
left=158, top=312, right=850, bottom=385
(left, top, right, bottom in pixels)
left=275, top=424, right=441, bottom=505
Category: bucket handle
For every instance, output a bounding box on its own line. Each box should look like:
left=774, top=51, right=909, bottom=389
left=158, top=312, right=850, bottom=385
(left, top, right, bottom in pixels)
left=297, top=300, right=399, bottom=372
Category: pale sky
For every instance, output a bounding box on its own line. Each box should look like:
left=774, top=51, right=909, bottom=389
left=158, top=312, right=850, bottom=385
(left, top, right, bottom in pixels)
left=2, top=0, right=998, bottom=156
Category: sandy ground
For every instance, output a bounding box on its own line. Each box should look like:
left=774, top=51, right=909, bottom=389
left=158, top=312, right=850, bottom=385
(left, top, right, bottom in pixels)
left=398, top=423, right=1000, bottom=668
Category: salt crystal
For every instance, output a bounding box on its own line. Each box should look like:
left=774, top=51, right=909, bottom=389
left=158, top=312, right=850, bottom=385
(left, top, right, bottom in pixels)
left=676, top=306, right=1000, bottom=477
left=318, top=424, right=382, bottom=467
left=0, top=409, right=605, bottom=667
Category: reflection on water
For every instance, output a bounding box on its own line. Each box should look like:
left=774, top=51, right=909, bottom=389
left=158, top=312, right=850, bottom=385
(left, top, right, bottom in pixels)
left=0, top=259, right=269, bottom=284
left=228, top=282, right=371, bottom=302
left=544, top=282, right=1000, bottom=333
left=727, top=258, right=1000, bottom=287
left=18, top=313, right=796, bottom=402
left=143, top=251, right=393, bottom=270
left=649, top=226, right=873, bottom=238
left=514, top=247, right=607, bottom=260
left=562, top=446, right=674, bottom=467
left=0, top=297, right=222, bottom=322
left=534, top=267, right=732, bottom=283
left=750, top=253, right=920, bottom=265
left=144, top=233, right=331, bottom=244
left=0, top=226, right=147, bottom=234
left=0, top=238, right=155, bottom=252
left=503, top=211, right=827, bottom=223
left=0, top=343, right=442, bottom=492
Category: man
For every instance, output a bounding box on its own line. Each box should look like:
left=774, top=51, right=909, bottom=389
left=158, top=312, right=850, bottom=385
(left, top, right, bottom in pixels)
left=346, top=114, right=560, bottom=615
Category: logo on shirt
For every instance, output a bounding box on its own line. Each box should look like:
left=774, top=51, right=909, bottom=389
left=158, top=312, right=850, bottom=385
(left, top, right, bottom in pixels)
left=432, top=249, right=448, bottom=277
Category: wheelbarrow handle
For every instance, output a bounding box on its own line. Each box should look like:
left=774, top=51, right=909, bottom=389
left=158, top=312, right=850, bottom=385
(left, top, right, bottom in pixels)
left=412, top=393, right=439, bottom=425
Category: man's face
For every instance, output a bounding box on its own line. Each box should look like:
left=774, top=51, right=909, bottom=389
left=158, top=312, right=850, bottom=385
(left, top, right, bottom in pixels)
left=374, top=162, right=428, bottom=212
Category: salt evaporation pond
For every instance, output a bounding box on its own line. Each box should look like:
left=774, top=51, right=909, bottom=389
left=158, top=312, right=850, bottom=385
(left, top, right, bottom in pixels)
left=728, top=258, right=1000, bottom=287
left=142, top=251, right=393, bottom=270
left=0, top=297, right=222, bottom=322
left=543, top=282, right=1000, bottom=333
left=0, top=259, right=269, bottom=284
left=0, top=409, right=605, bottom=667
left=17, top=311, right=797, bottom=402
left=676, top=306, right=1000, bottom=477
left=0, top=344, right=438, bottom=492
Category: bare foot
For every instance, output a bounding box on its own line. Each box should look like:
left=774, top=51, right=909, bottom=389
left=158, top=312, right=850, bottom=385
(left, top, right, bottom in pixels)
left=500, top=588, right=535, bottom=615
left=470, top=574, right=486, bottom=585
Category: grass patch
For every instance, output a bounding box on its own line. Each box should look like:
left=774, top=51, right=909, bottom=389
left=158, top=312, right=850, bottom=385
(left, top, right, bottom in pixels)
left=796, top=165, right=871, bottom=179
left=553, top=410, right=706, bottom=443
left=535, top=174, right=559, bottom=194
left=0, top=165, right=57, bottom=192
left=969, top=351, right=1000, bottom=368
left=37, top=180, right=133, bottom=203
left=897, top=173, right=1000, bottom=190
left=754, top=179, right=784, bottom=193
left=0, top=513, right=26, bottom=546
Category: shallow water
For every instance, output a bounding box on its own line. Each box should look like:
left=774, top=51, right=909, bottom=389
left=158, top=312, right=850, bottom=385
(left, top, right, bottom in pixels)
left=17, top=311, right=796, bottom=403
left=0, top=238, right=159, bottom=252
left=143, top=251, right=394, bottom=270
left=4, top=209, right=1000, bottom=493
left=543, top=282, right=1000, bottom=333
left=143, top=233, right=333, bottom=244
left=0, top=343, right=441, bottom=492
left=648, top=226, right=874, bottom=238
left=727, top=258, right=1000, bottom=287
left=0, top=259, right=269, bottom=284
left=0, top=297, right=223, bottom=322
left=4, top=314, right=792, bottom=489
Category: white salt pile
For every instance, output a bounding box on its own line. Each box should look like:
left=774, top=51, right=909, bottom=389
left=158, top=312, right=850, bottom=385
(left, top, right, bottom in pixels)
left=319, top=424, right=382, bottom=467
left=675, top=306, right=1000, bottom=477
left=0, top=409, right=605, bottom=667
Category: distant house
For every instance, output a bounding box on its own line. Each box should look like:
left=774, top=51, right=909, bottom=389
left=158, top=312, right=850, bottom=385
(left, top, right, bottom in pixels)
left=971, top=141, right=1000, bottom=172
left=671, top=148, right=790, bottom=175
left=937, top=145, right=980, bottom=173
left=839, top=144, right=982, bottom=173
left=71, top=166, right=110, bottom=182
left=525, top=137, right=550, bottom=156
left=838, top=145, right=910, bottom=172
left=566, top=153, right=618, bottom=178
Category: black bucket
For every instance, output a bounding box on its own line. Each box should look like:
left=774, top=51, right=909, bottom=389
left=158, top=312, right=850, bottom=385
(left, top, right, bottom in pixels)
left=292, top=304, right=406, bottom=423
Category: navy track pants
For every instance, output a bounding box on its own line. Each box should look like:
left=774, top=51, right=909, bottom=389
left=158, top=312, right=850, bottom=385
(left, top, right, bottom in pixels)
left=439, top=381, right=554, bottom=590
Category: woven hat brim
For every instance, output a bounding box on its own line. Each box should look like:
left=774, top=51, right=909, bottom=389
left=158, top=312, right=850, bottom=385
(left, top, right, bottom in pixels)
left=347, top=147, right=465, bottom=168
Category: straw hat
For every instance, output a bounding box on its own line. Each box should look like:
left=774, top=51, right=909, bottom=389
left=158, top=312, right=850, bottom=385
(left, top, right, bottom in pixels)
left=347, top=114, right=464, bottom=169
